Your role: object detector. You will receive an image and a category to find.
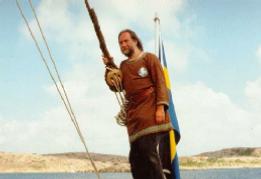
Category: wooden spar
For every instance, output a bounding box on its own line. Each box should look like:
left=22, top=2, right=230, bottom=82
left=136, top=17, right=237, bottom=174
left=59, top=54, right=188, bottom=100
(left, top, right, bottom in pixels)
left=84, top=0, right=117, bottom=69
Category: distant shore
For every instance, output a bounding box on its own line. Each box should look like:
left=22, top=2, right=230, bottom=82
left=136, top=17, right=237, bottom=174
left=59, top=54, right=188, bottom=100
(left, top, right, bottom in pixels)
left=0, top=152, right=129, bottom=173
left=180, top=156, right=261, bottom=170
left=180, top=147, right=261, bottom=170
left=0, top=147, right=260, bottom=173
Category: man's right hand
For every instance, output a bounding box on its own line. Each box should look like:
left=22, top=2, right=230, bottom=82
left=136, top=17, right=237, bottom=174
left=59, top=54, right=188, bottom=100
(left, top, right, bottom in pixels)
left=102, top=56, right=113, bottom=66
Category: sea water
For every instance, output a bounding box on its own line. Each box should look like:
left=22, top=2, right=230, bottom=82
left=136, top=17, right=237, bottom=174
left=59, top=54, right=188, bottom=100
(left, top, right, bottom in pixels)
left=0, top=168, right=260, bottom=179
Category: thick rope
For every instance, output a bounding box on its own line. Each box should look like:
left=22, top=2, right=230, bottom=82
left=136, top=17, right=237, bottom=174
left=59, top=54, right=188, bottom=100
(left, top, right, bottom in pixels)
left=107, top=71, right=127, bottom=126
left=16, top=1, right=101, bottom=178
left=105, top=66, right=127, bottom=126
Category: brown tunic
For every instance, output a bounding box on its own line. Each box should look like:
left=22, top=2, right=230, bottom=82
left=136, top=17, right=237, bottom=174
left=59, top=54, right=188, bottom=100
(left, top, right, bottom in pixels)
left=120, top=52, right=173, bottom=142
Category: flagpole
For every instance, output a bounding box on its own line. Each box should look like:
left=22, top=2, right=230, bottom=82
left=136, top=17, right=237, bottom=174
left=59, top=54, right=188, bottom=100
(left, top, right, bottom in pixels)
left=154, top=15, right=181, bottom=179
left=154, top=13, right=160, bottom=56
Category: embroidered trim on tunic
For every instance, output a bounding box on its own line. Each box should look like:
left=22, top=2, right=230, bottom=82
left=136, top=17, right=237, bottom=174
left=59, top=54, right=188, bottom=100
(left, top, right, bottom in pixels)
left=129, top=123, right=173, bottom=143
left=126, top=52, right=146, bottom=63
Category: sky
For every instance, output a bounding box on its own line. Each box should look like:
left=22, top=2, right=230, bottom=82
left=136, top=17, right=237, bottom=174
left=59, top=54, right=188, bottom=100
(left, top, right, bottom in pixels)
left=0, top=0, right=261, bottom=157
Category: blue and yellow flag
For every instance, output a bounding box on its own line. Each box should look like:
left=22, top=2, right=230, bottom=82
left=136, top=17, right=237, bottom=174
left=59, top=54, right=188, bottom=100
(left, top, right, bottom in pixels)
left=158, top=40, right=181, bottom=179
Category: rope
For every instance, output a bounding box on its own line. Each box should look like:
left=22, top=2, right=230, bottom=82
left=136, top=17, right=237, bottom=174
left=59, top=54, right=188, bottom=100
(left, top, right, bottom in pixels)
left=109, top=73, right=127, bottom=126
left=27, top=0, right=81, bottom=133
left=16, top=1, right=101, bottom=178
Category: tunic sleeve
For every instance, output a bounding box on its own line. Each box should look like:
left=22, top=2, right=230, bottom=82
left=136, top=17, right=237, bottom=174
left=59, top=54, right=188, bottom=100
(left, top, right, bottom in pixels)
left=146, top=53, right=169, bottom=109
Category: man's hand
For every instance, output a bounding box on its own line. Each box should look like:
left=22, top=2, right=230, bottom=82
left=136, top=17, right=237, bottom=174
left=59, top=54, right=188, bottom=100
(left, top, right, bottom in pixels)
left=155, top=105, right=165, bottom=124
left=102, top=56, right=113, bottom=66
left=102, top=56, right=108, bottom=65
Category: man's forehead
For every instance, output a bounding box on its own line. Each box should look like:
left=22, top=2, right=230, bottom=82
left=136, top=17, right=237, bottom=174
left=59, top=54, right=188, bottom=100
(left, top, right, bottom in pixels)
left=119, top=32, right=131, bottom=39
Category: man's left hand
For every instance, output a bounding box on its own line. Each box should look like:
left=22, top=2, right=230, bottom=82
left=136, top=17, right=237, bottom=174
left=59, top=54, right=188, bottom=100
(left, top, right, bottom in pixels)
left=155, top=105, right=165, bottom=124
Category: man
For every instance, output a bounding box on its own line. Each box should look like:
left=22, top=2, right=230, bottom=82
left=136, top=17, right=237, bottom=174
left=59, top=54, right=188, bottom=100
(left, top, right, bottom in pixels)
left=103, top=29, right=173, bottom=179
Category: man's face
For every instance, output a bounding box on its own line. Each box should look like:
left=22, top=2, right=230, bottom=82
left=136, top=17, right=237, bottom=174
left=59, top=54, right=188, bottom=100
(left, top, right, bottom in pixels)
left=118, top=32, right=137, bottom=57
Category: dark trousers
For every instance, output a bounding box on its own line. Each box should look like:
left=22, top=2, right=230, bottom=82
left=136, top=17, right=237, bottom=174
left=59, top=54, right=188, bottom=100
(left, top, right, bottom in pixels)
left=129, top=132, right=166, bottom=179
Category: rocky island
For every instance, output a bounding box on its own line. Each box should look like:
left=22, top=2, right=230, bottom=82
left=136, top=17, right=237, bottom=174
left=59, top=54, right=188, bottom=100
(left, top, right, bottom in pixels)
left=180, top=147, right=261, bottom=169
left=0, top=147, right=260, bottom=173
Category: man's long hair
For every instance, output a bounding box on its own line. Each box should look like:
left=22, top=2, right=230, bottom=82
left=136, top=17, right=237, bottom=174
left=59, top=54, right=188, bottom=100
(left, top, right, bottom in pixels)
left=118, top=29, right=143, bottom=51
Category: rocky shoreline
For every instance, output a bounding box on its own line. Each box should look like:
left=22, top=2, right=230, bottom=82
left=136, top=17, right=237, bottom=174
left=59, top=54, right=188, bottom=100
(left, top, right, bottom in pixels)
left=0, top=147, right=260, bottom=173
left=180, top=147, right=261, bottom=170
left=0, top=152, right=129, bottom=173
left=180, top=156, right=261, bottom=170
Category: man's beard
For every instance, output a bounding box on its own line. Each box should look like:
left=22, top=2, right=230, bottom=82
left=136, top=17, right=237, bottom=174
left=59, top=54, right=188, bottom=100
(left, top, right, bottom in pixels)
left=122, top=47, right=134, bottom=57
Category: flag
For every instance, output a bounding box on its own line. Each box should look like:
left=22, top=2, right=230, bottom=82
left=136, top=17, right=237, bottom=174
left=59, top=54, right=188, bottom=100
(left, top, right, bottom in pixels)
left=158, top=39, right=181, bottom=179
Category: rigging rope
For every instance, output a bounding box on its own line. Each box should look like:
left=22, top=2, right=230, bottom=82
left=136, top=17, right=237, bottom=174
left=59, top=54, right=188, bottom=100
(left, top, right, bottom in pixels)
left=16, top=0, right=101, bottom=178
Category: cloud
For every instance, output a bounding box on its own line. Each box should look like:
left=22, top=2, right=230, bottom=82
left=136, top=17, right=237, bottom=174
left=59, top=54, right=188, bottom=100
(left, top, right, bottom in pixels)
left=35, top=59, right=130, bottom=155
left=94, top=0, right=184, bottom=29
left=175, top=82, right=261, bottom=156
left=0, top=104, right=129, bottom=154
left=19, top=0, right=98, bottom=61
left=0, top=82, right=129, bottom=155
left=2, top=78, right=261, bottom=156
